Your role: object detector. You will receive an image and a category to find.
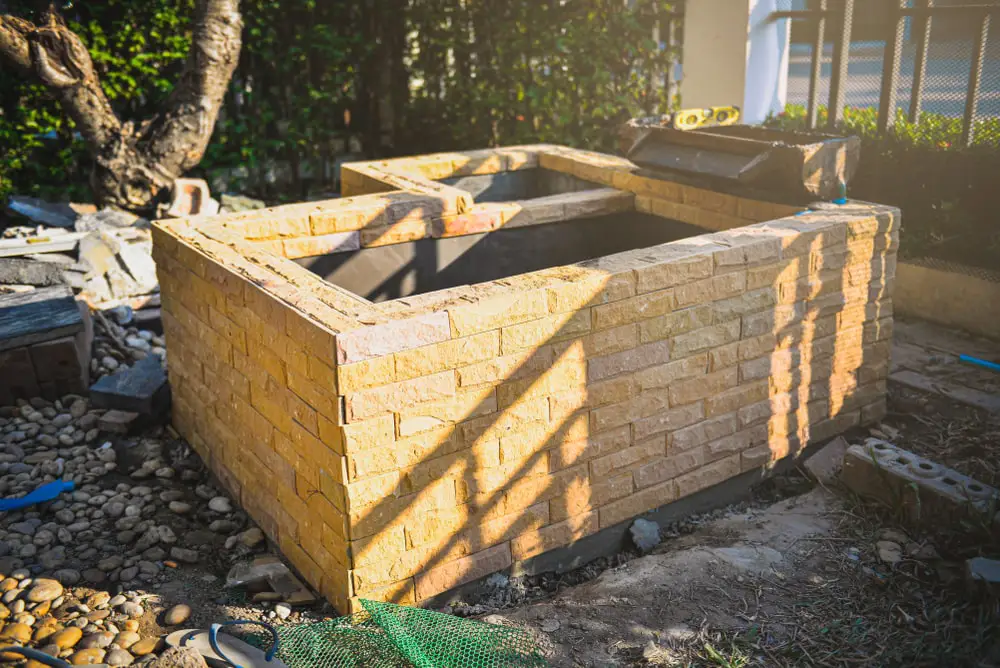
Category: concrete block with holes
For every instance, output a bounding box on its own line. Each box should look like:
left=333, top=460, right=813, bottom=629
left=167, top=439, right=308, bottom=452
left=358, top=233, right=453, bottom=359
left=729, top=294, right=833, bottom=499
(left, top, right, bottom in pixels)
left=842, top=439, right=1000, bottom=524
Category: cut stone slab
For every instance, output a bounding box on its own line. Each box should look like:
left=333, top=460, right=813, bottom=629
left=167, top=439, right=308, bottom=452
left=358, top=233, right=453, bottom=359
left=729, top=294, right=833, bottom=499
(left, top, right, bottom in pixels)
left=0, top=285, right=83, bottom=351
left=804, top=436, right=849, bottom=484
left=89, top=355, right=169, bottom=415
left=116, top=242, right=159, bottom=293
left=0, top=257, right=66, bottom=286
left=98, top=410, right=140, bottom=434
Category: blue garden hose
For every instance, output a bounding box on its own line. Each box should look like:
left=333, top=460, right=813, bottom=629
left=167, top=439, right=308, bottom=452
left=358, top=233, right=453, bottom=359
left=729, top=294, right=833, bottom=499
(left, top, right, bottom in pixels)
left=0, top=480, right=74, bottom=512
left=959, top=354, right=1000, bottom=373
left=207, top=619, right=280, bottom=668
left=0, top=646, right=72, bottom=666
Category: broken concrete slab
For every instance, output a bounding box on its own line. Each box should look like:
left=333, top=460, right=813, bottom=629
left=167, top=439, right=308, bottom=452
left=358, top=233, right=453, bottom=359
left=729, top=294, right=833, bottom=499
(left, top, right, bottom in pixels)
left=89, top=354, right=169, bottom=415
left=116, top=241, right=158, bottom=293
left=842, top=439, right=1000, bottom=525
left=75, top=208, right=144, bottom=233
left=966, top=557, right=1000, bottom=597
left=78, top=232, right=119, bottom=276
left=6, top=196, right=95, bottom=228
left=804, top=436, right=849, bottom=484
left=0, top=257, right=66, bottom=286
left=889, top=369, right=1000, bottom=414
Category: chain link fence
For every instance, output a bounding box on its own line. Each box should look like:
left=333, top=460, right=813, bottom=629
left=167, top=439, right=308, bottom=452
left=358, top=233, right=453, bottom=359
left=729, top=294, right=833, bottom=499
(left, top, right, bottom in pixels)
left=780, top=0, right=1000, bottom=147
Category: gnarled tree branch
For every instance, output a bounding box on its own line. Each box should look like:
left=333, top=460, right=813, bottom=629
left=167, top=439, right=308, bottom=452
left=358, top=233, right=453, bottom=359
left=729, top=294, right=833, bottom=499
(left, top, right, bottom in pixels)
left=144, top=0, right=243, bottom=175
left=0, top=2, right=242, bottom=212
left=0, top=10, right=120, bottom=152
left=0, top=14, right=33, bottom=77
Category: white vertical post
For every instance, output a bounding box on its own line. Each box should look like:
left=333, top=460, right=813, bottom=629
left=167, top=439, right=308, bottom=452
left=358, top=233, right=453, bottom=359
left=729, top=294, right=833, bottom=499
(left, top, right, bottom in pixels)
left=744, top=0, right=791, bottom=124
left=680, top=0, right=791, bottom=125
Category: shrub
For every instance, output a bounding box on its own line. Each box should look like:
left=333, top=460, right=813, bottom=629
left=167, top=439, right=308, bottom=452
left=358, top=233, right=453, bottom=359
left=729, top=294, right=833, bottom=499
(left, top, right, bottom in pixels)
left=1, top=0, right=677, bottom=203
left=766, top=104, right=1000, bottom=268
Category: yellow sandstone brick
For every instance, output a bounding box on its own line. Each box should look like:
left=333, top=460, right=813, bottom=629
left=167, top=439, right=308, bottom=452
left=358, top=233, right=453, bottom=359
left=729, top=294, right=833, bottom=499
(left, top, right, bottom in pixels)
left=511, top=511, right=599, bottom=560
left=674, top=271, right=746, bottom=308
left=634, top=251, right=715, bottom=294
left=633, top=448, right=705, bottom=489
left=583, top=323, right=639, bottom=357
left=345, top=371, right=456, bottom=422
left=672, top=320, right=741, bottom=358
left=639, top=304, right=713, bottom=343
left=548, top=425, right=632, bottom=472
left=337, top=355, right=396, bottom=393
left=674, top=454, right=741, bottom=498
left=414, top=543, right=512, bottom=601
left=550, top=470, right=633, bottom=522
left=589, top=437, right=666, bottom=478
left=636, top=353, right=708, bottom=390
left=448, top=291, right=548, bottom=337
left=457, top=347, right=554, bottom=387
left=598, top=479, right=677, bottom=528
left=705, top=380, right=769, bottom=417
left=342, top=415, right=395, bottom=453
left=501, top=310, right=592, bottom=354
left=670, top=413, right=739, bottom=452
left=395, top=331, right=500, bottom=381
left=592, top=289, right=676, bottom=331
left=396, top=387, right=497, bottom=438
left=496, top=355, right=586, bottom=408
left=631, top=401, right=705, bottom=442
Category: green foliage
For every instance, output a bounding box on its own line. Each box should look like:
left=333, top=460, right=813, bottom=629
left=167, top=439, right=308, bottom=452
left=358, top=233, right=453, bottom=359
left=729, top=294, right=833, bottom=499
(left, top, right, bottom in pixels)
left=769, top=103, right=1000, bottom=149
left=766, top=104, right=1000, bottom=269
left=1, top=0, right=677, bottom=203
left=0, top=0, right=195, bottom=201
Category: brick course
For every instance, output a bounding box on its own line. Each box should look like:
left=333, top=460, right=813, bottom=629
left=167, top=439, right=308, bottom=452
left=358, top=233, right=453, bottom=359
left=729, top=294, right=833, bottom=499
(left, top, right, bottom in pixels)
left=155, top=144, right=898, bottom=614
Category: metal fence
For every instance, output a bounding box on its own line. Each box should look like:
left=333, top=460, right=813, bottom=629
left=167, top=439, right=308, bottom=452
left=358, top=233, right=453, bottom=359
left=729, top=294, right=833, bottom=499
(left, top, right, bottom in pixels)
left=776, top=0, right=1000, bottom=146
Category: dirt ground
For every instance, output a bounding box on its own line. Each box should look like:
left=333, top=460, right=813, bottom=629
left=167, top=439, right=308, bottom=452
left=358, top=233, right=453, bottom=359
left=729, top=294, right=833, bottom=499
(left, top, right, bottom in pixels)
left=457, top=374, right=1000, bottom=668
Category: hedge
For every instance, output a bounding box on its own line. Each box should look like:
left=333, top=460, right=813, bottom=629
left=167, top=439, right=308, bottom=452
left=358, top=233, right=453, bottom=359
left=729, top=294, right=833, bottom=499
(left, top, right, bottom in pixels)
left=0, top=0, right=677, bottom=203
left=766, top=104, right=1000, bottom=270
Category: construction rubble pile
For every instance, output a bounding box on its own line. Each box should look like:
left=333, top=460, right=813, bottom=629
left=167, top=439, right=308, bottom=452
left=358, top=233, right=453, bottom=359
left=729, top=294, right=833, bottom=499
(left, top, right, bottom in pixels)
left=0, top=185, right=320, bottom=667
left=1, top=181, right=265, bottom=309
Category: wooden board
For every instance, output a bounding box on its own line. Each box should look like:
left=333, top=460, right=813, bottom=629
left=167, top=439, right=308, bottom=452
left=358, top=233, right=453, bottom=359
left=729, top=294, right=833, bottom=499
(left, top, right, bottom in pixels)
left=0, top=233, right=86, bottom=258
left=0, top=286, right=84, bottom=352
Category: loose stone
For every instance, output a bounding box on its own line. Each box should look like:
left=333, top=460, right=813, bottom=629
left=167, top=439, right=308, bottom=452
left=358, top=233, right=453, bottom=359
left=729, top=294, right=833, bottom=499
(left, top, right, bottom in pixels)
left=163, top=604, right=191, bottom=626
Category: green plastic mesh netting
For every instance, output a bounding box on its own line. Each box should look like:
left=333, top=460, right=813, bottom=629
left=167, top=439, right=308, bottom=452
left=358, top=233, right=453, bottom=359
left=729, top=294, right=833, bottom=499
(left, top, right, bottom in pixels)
left=249, top=599, right=549, bottom=668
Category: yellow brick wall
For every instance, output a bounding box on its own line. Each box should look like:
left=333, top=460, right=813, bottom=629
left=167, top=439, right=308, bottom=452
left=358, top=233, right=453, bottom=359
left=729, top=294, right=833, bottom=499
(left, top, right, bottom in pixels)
left=330, top=206, right=899, bottom=611
left=153, top=146, right=898, bottom=615
left=152, top=222, right=353, bottom=612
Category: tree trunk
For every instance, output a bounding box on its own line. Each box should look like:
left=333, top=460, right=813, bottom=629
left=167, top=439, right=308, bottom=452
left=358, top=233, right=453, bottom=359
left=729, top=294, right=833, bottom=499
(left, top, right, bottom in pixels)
left=0, top=1, right=242, bottom=213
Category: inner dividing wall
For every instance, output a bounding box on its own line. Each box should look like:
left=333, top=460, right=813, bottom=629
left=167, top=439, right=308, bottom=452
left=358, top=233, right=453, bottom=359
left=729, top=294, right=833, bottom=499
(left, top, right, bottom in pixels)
left=295, top=212, right=705, bottom=302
